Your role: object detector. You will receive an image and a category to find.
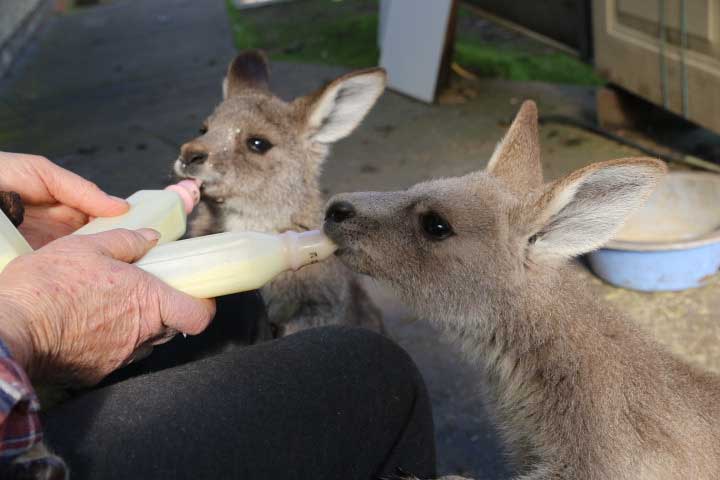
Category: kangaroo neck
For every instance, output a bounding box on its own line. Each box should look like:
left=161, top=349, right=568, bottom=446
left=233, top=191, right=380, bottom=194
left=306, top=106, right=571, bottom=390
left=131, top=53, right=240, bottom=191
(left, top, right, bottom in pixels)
left=453, top=267, right=626, bottom=418
left=217, top=188, right=325, bottom=234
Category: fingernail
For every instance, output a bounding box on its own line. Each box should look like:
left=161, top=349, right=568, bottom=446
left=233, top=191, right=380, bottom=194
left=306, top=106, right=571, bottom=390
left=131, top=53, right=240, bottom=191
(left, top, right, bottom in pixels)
left=137, top=228, right=161, bottom=243
left=107, top=194, right=129, bottom=205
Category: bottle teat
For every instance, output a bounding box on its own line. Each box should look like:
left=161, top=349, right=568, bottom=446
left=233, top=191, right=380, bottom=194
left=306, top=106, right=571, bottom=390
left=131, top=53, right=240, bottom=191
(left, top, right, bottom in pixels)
left=280, top=230, right=337, bottom=271
left=165, top=180, right=201, bottom=214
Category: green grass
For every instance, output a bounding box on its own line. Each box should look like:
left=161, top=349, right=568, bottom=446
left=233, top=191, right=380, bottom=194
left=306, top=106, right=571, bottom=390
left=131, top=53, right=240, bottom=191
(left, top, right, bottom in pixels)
left=454, top=42, right=604, bottom=86
left=226, top=0, right=379, bottom=68
left=226, top=5, right=261, bottom=48
left=225, top=0, right=603, bottom=85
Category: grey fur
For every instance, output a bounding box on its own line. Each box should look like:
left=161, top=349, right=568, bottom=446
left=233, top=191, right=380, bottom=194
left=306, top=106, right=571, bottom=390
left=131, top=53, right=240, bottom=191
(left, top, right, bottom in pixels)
left=174, top=51, right=385, bottom=336
left=325, top=101, right=720, bottom=479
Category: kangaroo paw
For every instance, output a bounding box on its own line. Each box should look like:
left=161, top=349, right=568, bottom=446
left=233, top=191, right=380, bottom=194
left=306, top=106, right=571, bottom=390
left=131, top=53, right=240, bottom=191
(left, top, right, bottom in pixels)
left=0, top=191, right=24, bottom=226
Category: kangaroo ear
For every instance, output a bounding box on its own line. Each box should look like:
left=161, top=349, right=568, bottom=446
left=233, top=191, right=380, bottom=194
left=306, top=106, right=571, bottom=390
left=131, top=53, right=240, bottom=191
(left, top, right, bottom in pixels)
left=524, top=158, right=667, bottom=262
left=223, top=50, right=270, bottom=98
left=299, top=68, right=386, bottom=144
left=486, top=100, right=543, bottom=195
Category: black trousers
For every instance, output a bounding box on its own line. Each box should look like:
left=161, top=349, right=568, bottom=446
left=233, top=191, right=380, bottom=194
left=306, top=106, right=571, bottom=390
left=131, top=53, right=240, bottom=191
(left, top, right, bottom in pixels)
left=42, top=326, right=437, bottom=479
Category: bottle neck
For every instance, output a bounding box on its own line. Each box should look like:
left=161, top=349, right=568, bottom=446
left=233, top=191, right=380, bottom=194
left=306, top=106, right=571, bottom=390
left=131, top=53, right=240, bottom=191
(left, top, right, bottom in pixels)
left=279, top=230, right=337, bottom=271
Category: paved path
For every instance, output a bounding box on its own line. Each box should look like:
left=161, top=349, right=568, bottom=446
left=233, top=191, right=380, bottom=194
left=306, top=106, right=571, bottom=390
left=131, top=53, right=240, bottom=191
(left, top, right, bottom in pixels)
left=0, top=0, right=234, bottom=195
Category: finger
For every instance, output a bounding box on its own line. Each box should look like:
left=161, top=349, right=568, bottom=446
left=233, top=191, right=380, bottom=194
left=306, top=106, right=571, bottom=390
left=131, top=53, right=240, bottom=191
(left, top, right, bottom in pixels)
left=153, top=281, right=216, bottom=335
left=24, top=204, right=88, bottom=230
left=81, top=228, right=160, bottom=263
left=35, top=157, right=129, bottom=217
left=18, top=223, right=57, bottom=249
left=125, top=343, right=154, bottom=365
left=20, top=205, right=88, bottom=248
left=150, top=328, right=178, bottom=346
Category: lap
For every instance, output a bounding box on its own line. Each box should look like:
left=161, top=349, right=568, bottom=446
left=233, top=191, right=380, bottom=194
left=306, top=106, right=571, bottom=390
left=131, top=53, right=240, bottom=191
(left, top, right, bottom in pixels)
left=42, top=326, right=436, bottom=480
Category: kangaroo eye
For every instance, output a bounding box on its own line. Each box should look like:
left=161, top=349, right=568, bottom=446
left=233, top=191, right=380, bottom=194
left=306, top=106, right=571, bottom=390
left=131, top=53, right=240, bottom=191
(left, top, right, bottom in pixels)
left=420, top=212, right=454, bottom=240
left=247, top=136, right=273, bottom=154
left=199, top=125, right=208, bottom=135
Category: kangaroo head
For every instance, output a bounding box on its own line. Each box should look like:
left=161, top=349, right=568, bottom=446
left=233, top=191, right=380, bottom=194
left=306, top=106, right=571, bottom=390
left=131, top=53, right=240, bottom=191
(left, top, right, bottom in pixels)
left=324, top=101, right=666, bottom=321
left=175, top=50, right=386, bottom=229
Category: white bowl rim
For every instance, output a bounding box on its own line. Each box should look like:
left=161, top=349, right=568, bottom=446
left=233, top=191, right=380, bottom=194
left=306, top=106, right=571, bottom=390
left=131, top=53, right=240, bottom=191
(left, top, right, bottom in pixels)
left=603, top=171, right=720, bottom=252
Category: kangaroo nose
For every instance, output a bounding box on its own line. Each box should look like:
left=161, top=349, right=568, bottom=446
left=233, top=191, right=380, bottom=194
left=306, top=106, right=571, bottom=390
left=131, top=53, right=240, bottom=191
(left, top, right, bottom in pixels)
left=180, top=144, right=208, bottom=166
left=325, top=201, right=356, bottom=223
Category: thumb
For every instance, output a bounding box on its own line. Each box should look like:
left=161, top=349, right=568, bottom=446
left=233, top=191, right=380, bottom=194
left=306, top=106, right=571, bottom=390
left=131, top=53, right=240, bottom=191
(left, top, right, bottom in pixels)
left=41, top=159, right=129, bottom=217
left=154, top=281, right=216, bottom=335
left=84, top=228, right=160, bottom=263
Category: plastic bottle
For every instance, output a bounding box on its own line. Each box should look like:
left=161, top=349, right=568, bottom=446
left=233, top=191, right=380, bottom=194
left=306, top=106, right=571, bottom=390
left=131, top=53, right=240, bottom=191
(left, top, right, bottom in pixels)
left=0, top=179, right=336, bottom=297
left=0, top=210, right=32, bottom=272
left=74, top=180, right=201, bottom=243
left=135, top=230, right=336, bottom=298
left=0, top=214, right=336, bottom=296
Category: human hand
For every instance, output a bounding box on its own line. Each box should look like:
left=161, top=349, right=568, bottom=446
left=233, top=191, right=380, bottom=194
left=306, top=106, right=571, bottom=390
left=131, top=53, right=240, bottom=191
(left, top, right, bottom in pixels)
left=0, top=229, right=216, bottom=385
left=0, top=152, right=129, bottom=248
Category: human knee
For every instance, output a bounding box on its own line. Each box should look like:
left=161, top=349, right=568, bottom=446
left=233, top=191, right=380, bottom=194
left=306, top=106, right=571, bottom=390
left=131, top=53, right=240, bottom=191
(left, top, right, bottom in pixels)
left=292, top=326, right=428, bottom=395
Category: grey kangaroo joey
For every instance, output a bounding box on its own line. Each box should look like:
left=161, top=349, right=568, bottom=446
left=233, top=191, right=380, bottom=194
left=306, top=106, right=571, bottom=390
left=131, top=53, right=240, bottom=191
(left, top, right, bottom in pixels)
left=325, top=100, right=720, bottom=479
left=175, top=50, right=385, bottom=338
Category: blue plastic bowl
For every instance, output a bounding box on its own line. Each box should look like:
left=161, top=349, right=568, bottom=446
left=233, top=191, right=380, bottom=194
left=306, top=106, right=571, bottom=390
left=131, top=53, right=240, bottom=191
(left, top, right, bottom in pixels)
left=588, top=172, right=720, bottom=292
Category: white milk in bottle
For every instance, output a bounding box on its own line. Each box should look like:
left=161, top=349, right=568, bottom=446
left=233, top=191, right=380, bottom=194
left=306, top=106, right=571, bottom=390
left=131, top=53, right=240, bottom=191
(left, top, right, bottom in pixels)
left=135, top=230, right=337, bottom=298
left=74, top=180, right=200, bottom=243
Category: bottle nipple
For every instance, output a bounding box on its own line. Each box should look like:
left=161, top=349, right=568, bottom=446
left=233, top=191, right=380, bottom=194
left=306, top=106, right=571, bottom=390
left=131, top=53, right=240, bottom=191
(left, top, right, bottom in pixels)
left=281, top=230, right=337, bottom=270
left=166, top=180, right=201, bottom=214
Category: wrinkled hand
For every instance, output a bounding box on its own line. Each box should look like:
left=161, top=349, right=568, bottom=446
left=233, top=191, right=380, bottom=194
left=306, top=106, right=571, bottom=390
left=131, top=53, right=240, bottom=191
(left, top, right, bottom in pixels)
left=0, top=229, right=216, bottom=385
left=0, top=152, right=129, bottom=248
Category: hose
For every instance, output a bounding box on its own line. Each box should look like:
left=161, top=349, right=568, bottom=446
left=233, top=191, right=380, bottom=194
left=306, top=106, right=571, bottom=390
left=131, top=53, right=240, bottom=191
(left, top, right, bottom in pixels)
left=538, top=114, right=720, bottom=174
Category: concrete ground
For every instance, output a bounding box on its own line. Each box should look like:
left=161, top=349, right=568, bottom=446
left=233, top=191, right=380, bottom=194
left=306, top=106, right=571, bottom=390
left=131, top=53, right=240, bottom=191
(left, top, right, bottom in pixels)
left=1, top=1, right=719, bottom=479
